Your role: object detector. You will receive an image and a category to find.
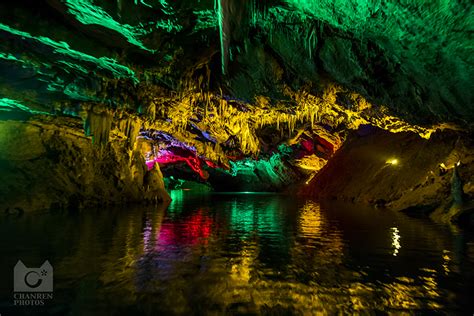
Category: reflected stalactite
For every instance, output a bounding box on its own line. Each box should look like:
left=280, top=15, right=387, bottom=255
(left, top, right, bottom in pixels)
left=293, top=200, right=345, bottom=270
left=10, top=195, right=467, bottom=314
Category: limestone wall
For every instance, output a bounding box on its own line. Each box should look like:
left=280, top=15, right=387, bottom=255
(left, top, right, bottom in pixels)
left=0, top=116, right=170, bottom=213
left=300, top=128, right=474, bottom=223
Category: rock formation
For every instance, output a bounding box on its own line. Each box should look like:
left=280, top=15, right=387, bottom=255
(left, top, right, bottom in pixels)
left=0, top=117, right=169, bottom=212
left=0, top=1, right=472, bottom=222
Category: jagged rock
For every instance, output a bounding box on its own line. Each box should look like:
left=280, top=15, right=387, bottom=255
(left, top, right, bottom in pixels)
left=144, top=162, right=171, bottom=203
left=319, top=37, right=365, bottom=85
left=300, top=127, right=474, bottom=223
left=0, top=1, right=472, bottom=225
left=207, top=151, right=302, bottom=192
left=0, top=117, right=169, bottom=212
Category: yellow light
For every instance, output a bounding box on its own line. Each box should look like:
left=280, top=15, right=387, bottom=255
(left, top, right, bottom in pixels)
left=442, top=249, right=451, bottom=275
left=386, top=158, right=399, bottom=165
left=305, top=172, right=317, bottom=184
left=391, top=227, right=401, bottom=256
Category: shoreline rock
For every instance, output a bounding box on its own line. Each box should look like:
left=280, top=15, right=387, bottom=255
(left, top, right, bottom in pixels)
left=0, top=117, right=170, bottom=213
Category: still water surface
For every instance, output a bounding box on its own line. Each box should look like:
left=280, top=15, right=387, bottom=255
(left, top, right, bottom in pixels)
left=1, top=191, right=474, bottom=315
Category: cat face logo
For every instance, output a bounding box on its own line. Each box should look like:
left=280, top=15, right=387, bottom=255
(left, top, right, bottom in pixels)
left=14, top=260, right=53, bottom=292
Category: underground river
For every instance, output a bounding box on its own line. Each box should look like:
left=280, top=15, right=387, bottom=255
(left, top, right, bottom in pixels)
left=1, top=191, right=473, bottom=315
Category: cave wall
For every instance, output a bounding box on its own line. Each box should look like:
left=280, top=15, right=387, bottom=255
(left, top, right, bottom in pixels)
left=0, top=1, right=472, bottom=219
left=0, top=116, right=170, bottom=213
left=1, top=0, right=472, bottom=126
left=300, top=127, right=474, bottom=221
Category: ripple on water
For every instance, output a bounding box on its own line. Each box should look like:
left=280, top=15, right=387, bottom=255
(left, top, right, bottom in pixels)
left=0, top=192, right=473, bottom=314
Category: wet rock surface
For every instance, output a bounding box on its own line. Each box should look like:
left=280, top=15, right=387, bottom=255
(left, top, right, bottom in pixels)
left=0, top=1, right=472, bottom=224
left=300, top=128, right=474, bottom=223
left=0, top=116, right=169, bottom=213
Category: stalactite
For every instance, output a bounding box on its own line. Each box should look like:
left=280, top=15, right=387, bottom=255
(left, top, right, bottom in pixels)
left=216, top=0, right=227, bottom=75
left=148, top=102, right=156, bottom=121
left=116, top=0, right=122, bottom=18
left=84, top=106, right=113, bottom=145
left=138, top=82, right=436, bottom=174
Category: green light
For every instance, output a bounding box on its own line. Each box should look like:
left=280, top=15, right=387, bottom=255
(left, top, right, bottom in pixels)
left=0, top=52, right=20, bottom=62
left=47, top=83, right=100, bottom=102
left=0, top=98, right=30, bottom=112
left=154, top=19, right=183, bottom=33
left=228, top=198, right=283, bottom=238
left=65, top=0, right=153, bottom=51
left=56, top=60, right=89, bottom=74
left=165, top=190, right=185, bottom=218
left=65, top=0, right=182, bottom=42
left=228, top=148, right=289, bottom=184
left=229, top=199, right=254, bottom=235
left=193, top=10, right=218, bottom=32
left=158, top=0, right=173, bottom=14
left=216, top=0, right=226, bottom=75
left=0, top=98, right=49, bottom=115
left=134, top=0, right=152, bottom=9
left=0, top=23, right=138, bottom=83
left=240, top=192, right=274, bottom=194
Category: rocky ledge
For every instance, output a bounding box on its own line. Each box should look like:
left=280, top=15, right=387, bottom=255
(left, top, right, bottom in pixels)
left=0, top=116, right=170, bottom=213
left=300, top=127, right=474, bottom=225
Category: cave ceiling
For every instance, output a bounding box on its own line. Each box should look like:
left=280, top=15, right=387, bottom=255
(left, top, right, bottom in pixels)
left=0, top=0, right=472, bottom=178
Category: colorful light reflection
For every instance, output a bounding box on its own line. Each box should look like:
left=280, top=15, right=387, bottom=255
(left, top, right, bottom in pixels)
left=157, top=210, right=214, bottom=247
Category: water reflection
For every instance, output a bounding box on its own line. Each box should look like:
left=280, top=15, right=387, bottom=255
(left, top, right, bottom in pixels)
left=299, top=200, right=323, bottom=237
left=157, top=210, right=213, bottom=247
left=0, top=192, right=473, bottom=315
left=228, top=198, right=283, bottom=239
left=391, top=227, right=401, bottom=256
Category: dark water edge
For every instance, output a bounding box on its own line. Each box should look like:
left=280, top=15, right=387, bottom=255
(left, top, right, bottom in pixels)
left=1, top=191, right=474, bottom=315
